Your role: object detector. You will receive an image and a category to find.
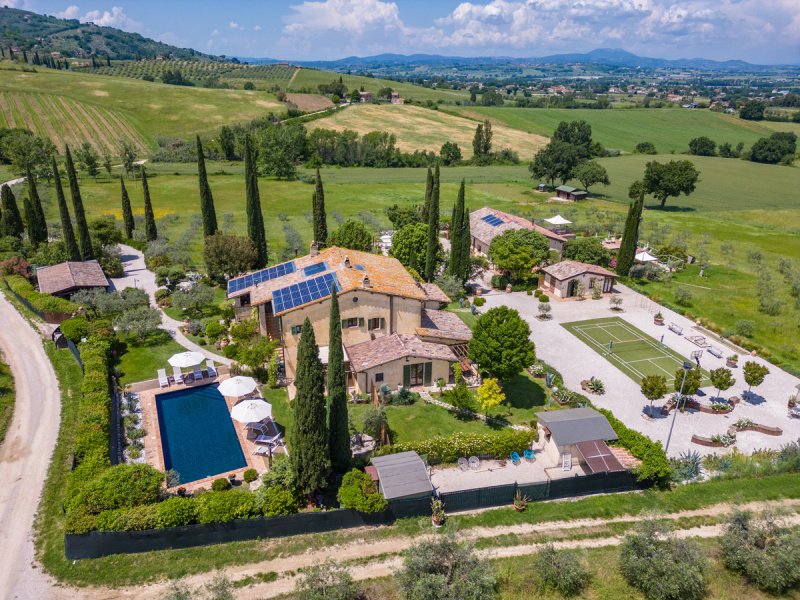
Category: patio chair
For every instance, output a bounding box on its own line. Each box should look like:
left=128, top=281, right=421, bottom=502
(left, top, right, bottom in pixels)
left=193, top=364, right=204, bottom=380
left=172, top=366, right=184, bottom=385
left=157, top=368, right=169, bottom=388
left=458, top=457, right=469, bottom=471
left=206, top=360, right=218, bottom=378
left=510, top=451, right=521, bottom=465
left=468, top=456, right=480, bottom=470
left=523, top=449, right=535, bottom=462
left=255, top=433, right=282, bottom=446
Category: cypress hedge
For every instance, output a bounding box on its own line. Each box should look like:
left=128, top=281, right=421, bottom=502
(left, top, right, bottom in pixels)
left=64, top=145, right=94, bottom=259
left=196, top=136, right=218, bottom=237
left=52, top=156, right=81, bottom=261
left=141, top=167, right=158, bottom=242
left=327, top=288, right=350, bottom=473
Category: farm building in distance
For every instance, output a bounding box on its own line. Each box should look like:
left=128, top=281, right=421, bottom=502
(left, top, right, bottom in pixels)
left=540, top=260, right=617, bottom=298
left=554, top=186, right=588, bottom=201
left=359, top=91, right=374, bottom=102
left=469, top=206, right=569, bottom=255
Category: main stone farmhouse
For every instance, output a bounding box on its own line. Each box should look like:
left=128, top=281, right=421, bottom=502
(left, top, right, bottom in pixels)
left=227, top=246, right=472, bottom=395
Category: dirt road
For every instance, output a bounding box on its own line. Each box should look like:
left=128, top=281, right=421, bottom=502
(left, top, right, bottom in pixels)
left=0, top=295, right=62, bottom=599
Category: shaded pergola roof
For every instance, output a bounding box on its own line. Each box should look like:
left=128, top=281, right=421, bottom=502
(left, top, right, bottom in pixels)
left=370, top=451, right=432, bottom=500
left=538, top=407, right=617, bottom=446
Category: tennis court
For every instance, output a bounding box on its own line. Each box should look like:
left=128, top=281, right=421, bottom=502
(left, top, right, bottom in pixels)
left=562, top=317, right=701, bottom=385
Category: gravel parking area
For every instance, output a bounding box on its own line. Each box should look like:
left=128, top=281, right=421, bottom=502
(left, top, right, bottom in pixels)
left=477, top=284, right=800, bottom=457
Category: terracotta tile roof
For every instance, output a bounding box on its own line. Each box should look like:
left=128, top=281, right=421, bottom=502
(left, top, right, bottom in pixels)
left=470, top=206, right=567, bottom=248
left=416, top=309, right=472, bottom=342
left=237, top=247, right=442, bottom=315
left=419, top=283, right=451, bottom=304
left=542, top=260, right=616, bottom=281
left=36, top=261, right=108, bottom=295
left=346, top=334, right=457, bottom=371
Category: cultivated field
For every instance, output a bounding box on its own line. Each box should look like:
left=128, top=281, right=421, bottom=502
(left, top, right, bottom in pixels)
left=450, top=106, right=796, bottom=154
left=0, top=90, right=148, bottom=154
left=285, top=93, right=334, bottom=112
left=0, top=65, right=284, bottom=148
left=309, top=104, right=547, bottom=157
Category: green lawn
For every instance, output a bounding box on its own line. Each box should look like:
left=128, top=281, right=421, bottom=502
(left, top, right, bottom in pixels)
left=0, top=353, right=13, bottom=446
left=450, top=106, right=796, bottom=154
left=116, top=333, right=186, bottom=385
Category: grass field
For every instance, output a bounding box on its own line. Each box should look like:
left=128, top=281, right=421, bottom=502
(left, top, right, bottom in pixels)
left=563, top=317, right=703, bottom=385
left=0, top=352, right=13, bottom=446
left=310, top=104, right=547, bottom=157
left=285, top=93, right=334, bottom=112
left=450, top=106, right=797, bottom=154
left=116, top=334, right=186, bottom=385
left=291, top=68, right=469, bottom=103
left=0, top=64, right=284, bottom=148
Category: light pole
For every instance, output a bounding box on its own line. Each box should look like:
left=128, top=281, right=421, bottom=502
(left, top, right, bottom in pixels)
left=665, top=361, right=694, bottom=455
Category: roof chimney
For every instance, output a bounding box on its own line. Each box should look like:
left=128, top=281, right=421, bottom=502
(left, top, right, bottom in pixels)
left=309, top=241, right=319, bottom=257
left=362, top=274, right=371, bottom=289
left=344, top=255, right=351, bottom=268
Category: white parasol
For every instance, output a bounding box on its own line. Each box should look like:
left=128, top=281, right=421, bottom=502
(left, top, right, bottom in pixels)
left=544, top=215, right=572, bottom=226
left=167, top=351, right=205, bottom=368
left=217, top=376, right=258, bottom=397
left=230, top=399, right=272, bottom=423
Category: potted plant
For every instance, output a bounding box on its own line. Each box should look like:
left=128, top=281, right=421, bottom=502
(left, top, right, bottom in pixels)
left=431, top=498, right=445, bottom=528
left=513, top=489, right=529, bottom=512
left=654, top=312, right=665, bottom=326
left=726, top=354, right=739, bottom=368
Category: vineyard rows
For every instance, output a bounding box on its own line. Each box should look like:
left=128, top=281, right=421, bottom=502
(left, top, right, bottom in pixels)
left=0, top=91, right=149, bottom=155
left=75, top=59, right=296, bottom=84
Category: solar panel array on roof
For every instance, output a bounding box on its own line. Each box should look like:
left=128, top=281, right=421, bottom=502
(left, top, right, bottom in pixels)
left=481, top=214, right=504, bottom=227
left=272, top=273, right=339, bottom=314
left=302, top=262, right=328, bottom=277
left=575, top=440, right=625, bottom=474
left=227, top=261, right=296, bottom=294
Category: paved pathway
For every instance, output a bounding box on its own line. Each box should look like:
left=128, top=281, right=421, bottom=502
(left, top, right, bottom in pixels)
left=111, top=244, right=231, bottom=366
left=0, top=294, right=62, bottom=600
left=478, top=284, right=800, bottom=456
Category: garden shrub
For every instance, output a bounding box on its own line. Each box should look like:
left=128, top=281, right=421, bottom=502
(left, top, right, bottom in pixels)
left=337, top=469, right=388, bottom=513
left=472, top=297, right=485, bottom=307
left=157, top=496, right=199, bottom=528
left=531, top=544, right=589, bottom=596
left=3, top=274, right=78, bottom=314
left=64, top=507, right=98, bottom=535
left=374, top=430, right=535, bottom=464
left=259, top=485, right=300, bottom=516
left=196, top=490, right=257, bottom=524
left=211, top=477, right=231, bottom=492
left=94, top=503, right=161, bottom=531
left=720, top=510, right=800, bottom=594
left=205, top=321, right=226, bottom=341
left=490, top=274, right=510, bottom=290
left=69, top=463, right=165, bottom=514
left=154, top=288, right=171, bottom=303
left=734, top=319, right=755, bottom=337
left=243, top=468, right=258, bottom=483
left=59, top=316, right=89, bottom=342
left=294, top=560, right=362, bottom=600
left=620, top=518, right=706, bottom=600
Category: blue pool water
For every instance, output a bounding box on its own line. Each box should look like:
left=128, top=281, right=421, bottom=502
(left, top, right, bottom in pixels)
left=156, top=385, right=246, bottom=484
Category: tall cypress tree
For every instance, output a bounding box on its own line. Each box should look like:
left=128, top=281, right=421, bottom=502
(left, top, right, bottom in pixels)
left=22, top=194, right=37, bottom=244
left=458, top=203, right=472, bottom=284
left=447, top=180, right=465, bottom=279
left=312, top=168, right=327, bottom=246
left=26, top=168, right=48, bottom=245
left=52, top=157, right=80, bottom=261
left=141, top=166, right=158, bottom=241
left=64, top=145, right=93, bottom=259
left=420, top=166, right=433, bottom=222
left=326, top=287, right=350, bottom=473
left=244, top=134, right=268, bottom=267
left=291, top=318, right=330, bottom=496
left=616, top=181, right=645, bottom=276
left=424, top=164, right=440, bottom=282
left=120, top=178, right=135, bottom=239
left=196, top=136, right=218, bottom=237
left=0, top=184, right=24, bottom=238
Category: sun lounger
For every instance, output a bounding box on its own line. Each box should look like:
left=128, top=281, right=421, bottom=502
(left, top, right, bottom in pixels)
left=668, top=323, right=683, bottom=335
left=193, top=364, right=204, bottom=380
left=172, top=366, right=184, bottom=384
left=255, top=433, right=282, bottom=446
left=206, top=360, right=218, bottom=378
left=707, top=345, right=724, bottom=358
left=157, top=368, right=169, bottom=388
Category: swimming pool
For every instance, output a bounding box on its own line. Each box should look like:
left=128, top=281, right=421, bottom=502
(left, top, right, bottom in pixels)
left=156, top=385, right=247, bottom=484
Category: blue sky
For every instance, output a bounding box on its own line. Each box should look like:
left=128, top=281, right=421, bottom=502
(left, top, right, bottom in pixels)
left=12, top=0, right=800, bottom=63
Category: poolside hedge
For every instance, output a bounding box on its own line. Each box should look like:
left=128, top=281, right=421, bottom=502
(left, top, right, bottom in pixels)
left=373, top=429, right=536, bottom=464
left=3, top=275, right=78, bottom=315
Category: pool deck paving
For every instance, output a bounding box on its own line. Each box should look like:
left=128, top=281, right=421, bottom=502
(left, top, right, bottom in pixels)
left=138, top=373, right=285, bottom=493
left=478, top=283, right=800, bottom=457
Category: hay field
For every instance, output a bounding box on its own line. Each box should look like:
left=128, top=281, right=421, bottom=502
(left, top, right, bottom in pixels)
left=309, top=104, right=547, bottom=157
left=285, top=93, right=334, bottom=112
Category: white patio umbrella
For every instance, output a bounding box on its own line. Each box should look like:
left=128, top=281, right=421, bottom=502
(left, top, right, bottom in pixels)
left=167, top=351, right=205, bottom=368
left=544, top=214, right=572, bottom=226
left=635, top=250, right=659, bottom=263
left=217, top=376, right=258, bottom=398
left=230, top=399, right=272, bottom=423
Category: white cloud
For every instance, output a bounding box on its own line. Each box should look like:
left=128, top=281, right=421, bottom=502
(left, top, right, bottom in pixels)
left=228, top=21, right=244, bottom=30
left=254, top=25, right=262, bottom=31
left=80, top=6, right=142, bottom=32
left=56, top=5, right=81, bottom=19
left=284, top=0, right=405, bottom=36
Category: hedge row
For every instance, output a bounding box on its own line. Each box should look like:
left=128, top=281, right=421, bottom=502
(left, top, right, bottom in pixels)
left=65, top=337, right=112, bottom=509
left=374, top=429, right=536, bottom=464
left=4, top=275, right=78, bottom=315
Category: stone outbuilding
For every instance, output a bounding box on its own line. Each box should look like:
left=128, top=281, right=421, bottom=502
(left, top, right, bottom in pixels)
left=540, top=260, right=616, bottom=298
